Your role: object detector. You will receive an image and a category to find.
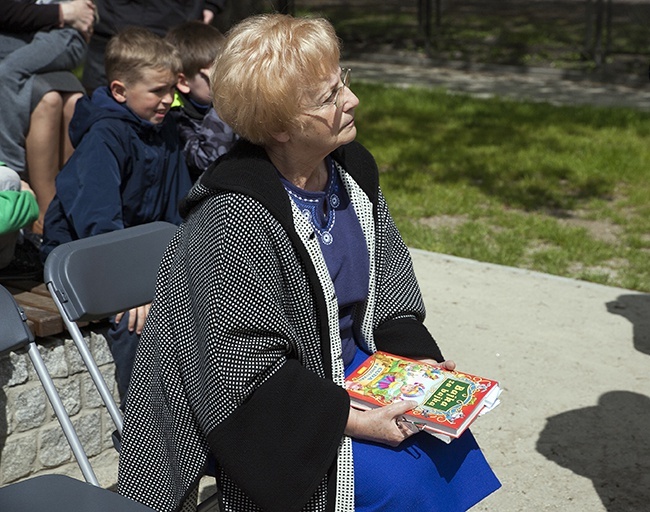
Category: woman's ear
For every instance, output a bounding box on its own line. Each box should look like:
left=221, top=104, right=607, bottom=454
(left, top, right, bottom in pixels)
left=109, top=80, right=127, bottom=103
left=176, top=72, right=191, bottom=95
left=270, top=131, right=291, bottom=143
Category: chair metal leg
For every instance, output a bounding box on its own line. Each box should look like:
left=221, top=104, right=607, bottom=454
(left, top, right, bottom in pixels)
left=27, top=342, right=100, bottom=486
left=48, top=282, right=124, bottom=436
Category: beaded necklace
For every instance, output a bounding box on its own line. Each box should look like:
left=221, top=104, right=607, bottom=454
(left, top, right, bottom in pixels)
left=281, top=158, right=340, bottom=246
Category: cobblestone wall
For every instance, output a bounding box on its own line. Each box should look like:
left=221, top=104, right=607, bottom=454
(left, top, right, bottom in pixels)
left=0, top=327, right=119, bottom=484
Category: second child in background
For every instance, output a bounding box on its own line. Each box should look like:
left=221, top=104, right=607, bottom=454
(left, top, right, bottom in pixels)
left=166, top=21, right=238, bottom=182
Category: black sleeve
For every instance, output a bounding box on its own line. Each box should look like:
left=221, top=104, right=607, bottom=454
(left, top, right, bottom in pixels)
left=0, top=2, right=60, bottom=32
left=374, top=317, right=444, bottom=362
left=206, top=360, right=350, bottom=512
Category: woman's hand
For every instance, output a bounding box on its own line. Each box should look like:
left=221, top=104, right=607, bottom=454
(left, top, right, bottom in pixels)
left=415, top=357, right=456, bottom=371
left=345, top=400, right=419, bottom=448
left=115, top=303, right=151, bottom=334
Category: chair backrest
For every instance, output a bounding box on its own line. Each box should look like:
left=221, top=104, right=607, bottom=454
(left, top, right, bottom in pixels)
left=43, top=222, right=178, bottom=437
left=0, top=474, right=156, bottom=511
left=43, top=222, right=178, bottom=322
left=0, top=284, right=33, bottom=356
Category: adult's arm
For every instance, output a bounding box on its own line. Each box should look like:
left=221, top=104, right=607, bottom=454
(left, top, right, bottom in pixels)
left=0, top=0, right=95, bottom=36
left=177, top=195, right=349, bottom=512
left=372, top=189, right=445, bottom=361
left=0, top=1, right=60, bottom=32
left=331, top=141, right=444, bottom=361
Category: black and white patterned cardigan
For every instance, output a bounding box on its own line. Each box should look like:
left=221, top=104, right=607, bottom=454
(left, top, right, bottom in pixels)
left=117, top=140, right=443, bottom=512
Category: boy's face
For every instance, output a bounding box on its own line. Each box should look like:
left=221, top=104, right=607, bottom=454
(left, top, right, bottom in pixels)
left=185, top=68, right=212, bottom=105
left=112, top=68, right=177, bottom=124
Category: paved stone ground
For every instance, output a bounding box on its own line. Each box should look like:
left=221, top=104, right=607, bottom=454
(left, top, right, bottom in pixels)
left=411, top=250, right=650, bottom=512
left=344, top=52, right=650, bottom=111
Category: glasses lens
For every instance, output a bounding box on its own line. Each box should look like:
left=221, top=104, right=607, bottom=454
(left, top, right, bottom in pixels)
left=335, top=68, right=351, bottom=108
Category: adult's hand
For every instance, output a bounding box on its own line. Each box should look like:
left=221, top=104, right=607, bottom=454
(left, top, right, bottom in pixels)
left=415, top=357, right=456, bottom=371
left=60, top=0, right=95, bottom=39
left=345, top=400, right=419, bottom=447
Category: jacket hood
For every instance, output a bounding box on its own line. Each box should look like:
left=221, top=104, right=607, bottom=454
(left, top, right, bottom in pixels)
left=69, top=87, right=162, bottom=148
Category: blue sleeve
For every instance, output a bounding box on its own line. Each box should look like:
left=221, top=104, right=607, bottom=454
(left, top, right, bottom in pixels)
left=55, top=126, right=126, bottom=238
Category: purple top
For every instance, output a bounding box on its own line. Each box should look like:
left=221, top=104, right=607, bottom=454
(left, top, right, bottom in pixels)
left=281, top=158, right=370, bottom=366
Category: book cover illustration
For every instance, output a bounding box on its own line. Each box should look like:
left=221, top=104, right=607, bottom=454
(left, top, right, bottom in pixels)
left=344, top=351, right=501, bottom=441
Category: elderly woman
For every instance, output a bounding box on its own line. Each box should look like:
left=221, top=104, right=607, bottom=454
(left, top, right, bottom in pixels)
left=118, top=14, right=500, bottom=512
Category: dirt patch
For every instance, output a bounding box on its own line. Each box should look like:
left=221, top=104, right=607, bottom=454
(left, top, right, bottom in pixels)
left=557, top=217, right=624, bottom=244
left=419, top=214, right=470, bottom=230
left=568, top=258, right=628, bottom=281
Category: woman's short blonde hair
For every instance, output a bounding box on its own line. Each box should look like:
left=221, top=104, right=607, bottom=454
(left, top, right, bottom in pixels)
left=209, top=14, right=341, bottom=146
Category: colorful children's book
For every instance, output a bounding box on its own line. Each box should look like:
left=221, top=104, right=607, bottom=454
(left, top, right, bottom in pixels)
left=344, top=351, right=501, bottom=443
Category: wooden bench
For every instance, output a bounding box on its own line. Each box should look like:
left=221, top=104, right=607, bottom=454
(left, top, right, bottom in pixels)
left=0, top=279, right=66, bottom=337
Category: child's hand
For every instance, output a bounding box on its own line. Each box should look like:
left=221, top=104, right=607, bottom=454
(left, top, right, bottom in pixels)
left=115, top=303, right=151, bottom=335
left=202, top=9, right=215, bottom=24
left=20, top=180, right=35, bottom=196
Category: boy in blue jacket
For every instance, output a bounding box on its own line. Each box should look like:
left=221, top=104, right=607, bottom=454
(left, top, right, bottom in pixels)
left=42, top=27, right=192, bottom=400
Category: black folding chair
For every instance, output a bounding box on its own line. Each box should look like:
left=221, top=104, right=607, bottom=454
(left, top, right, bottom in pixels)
left=0, top=285, right=155, bottom=511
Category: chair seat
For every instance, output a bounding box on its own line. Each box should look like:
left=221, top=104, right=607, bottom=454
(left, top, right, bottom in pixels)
left=0, top=474, right=155, bottom=512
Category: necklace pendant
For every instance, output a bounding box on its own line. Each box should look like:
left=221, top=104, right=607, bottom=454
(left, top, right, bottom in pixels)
left=321, top=232, right=333, bottom=245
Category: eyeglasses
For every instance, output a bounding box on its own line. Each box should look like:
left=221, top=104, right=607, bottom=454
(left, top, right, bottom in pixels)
left=312, top=68, right=351, bottom=110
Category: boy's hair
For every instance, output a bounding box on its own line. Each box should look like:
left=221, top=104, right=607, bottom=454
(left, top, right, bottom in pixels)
left=105, top=26, right=182, bottom=85
left=165, top=21, right=225, bottom=78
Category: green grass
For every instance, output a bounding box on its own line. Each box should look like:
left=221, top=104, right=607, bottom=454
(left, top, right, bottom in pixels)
left=352, top=81, right=650, bottom=291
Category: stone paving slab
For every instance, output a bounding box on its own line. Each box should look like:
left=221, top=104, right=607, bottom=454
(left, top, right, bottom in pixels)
left=344, top=54, right=650, bottom=111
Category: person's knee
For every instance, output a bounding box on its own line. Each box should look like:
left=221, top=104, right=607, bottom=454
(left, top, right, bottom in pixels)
left=34, top=91, right=64, bottom=116
left=0, top=166, right=21, bottom=191
left=62, top=92, right=83, bottom=118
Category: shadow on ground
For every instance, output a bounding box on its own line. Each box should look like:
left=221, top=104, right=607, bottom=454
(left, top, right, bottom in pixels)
left=537, top=391, right=650, bottom=512
left=606, top=294, right=650, bottom=356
